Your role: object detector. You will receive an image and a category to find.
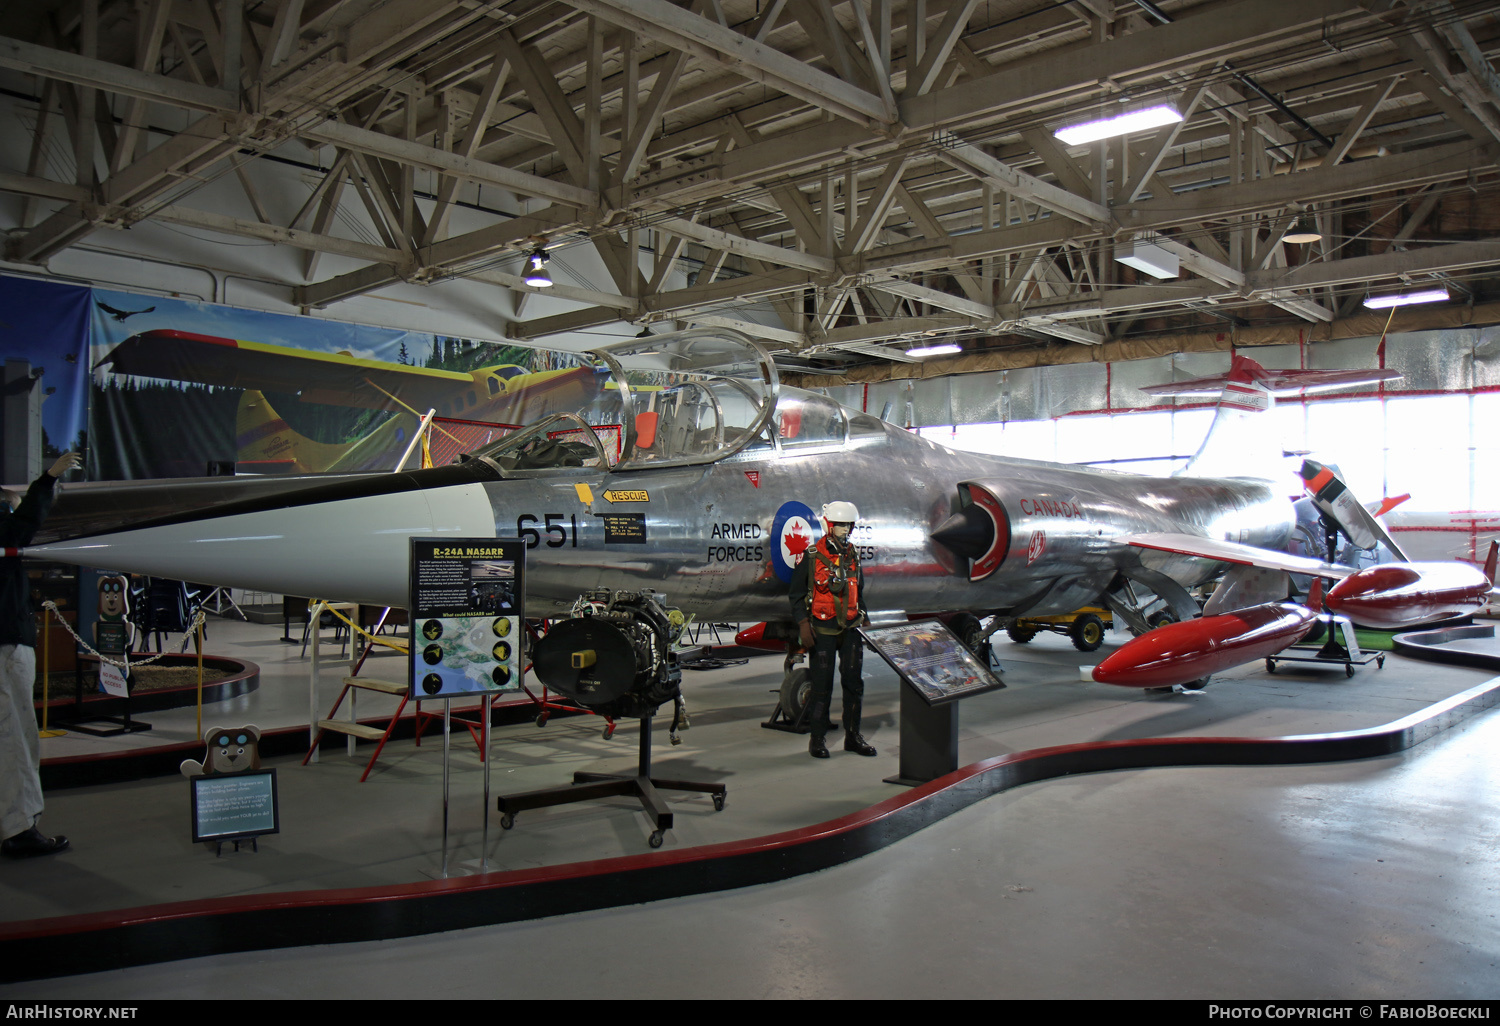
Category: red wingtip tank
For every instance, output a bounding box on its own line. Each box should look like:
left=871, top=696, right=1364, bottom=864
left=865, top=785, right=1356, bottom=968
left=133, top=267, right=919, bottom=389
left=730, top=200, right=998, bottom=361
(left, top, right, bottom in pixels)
left=1091, top=603, right=1319, bottom=689
left=1323, top=562, right=1492, bottom=629
left=734, top=621, right=803, bottom=651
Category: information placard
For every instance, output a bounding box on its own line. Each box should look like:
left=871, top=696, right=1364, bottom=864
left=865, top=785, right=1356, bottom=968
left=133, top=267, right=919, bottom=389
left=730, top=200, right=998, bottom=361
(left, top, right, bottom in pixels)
left=859, top=620, right=1005, bottom=706
left=409, top=539, right=526, bottom=699
left=190, top=770, right=280, bottom=843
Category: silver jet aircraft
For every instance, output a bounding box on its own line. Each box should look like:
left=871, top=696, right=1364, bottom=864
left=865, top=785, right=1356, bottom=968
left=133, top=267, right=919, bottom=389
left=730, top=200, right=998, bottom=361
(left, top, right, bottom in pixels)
left=33, top=330, right=1299, bottom=656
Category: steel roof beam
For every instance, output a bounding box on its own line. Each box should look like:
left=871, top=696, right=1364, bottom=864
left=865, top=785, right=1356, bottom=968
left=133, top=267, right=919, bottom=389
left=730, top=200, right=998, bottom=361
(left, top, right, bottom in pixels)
left=552, top=0, right=899, bottom=128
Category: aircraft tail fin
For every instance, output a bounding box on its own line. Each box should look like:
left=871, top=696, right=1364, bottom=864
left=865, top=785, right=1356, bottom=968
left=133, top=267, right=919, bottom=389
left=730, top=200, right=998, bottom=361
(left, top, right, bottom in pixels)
left=1307, top=576, right=1325, bottom=613
left=1175, top=358, right=1278, bottom=479
left=1369, top=493, right=1411, bottom=519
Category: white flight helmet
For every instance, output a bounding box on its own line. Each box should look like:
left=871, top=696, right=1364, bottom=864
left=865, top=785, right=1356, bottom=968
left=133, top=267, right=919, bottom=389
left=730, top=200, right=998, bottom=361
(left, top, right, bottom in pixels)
left=821, top=500, right=860, bottom=529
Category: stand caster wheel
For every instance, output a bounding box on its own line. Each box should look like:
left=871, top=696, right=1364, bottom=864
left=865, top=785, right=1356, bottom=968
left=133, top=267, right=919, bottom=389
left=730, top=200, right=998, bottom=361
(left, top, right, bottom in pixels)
left=1345, top=664, right=1355, bottom=678
left=535, top=713, right=549, bottom=727
left=500, top=813, right=515, bottom=830
left=602, top=722, right=616, bottom=740
left=713, top=792, right=726, bottom=812
left=649, top=830, right=664, bottom=848
left=1265, top=658, right=1276, bottom=673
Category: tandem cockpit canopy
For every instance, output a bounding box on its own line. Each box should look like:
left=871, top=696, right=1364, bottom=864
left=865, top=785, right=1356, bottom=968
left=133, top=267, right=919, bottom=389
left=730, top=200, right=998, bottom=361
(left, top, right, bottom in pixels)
left=463, top=329, right=780, bottom=474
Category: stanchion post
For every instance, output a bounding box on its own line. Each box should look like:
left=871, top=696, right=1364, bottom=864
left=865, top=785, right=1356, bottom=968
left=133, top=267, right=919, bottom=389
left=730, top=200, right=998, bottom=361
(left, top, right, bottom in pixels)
left=39, top=606, right=63, bottom=738
left=308, top=600, right=323, bottom=764
left=195, top=615, right=204, bottom=740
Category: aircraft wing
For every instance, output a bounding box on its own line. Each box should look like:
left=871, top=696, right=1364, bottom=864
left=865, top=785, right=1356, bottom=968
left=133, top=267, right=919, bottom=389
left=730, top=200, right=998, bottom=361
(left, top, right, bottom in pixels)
left=96, top=329, right=476, bottom=411
left=1121, top=532, right=1358, bottom=579
left=1140, top=367, right=1401, bottom=397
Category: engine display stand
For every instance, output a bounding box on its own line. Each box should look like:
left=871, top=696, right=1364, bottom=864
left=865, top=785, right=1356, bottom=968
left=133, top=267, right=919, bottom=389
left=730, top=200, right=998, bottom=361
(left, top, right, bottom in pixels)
left=1265, top=613, right=1386, bottom=678
left=497, top=711, right=726, bottom=848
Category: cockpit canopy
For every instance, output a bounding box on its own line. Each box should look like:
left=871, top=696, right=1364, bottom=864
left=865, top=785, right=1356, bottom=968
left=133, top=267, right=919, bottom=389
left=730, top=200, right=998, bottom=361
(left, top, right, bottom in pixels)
left=466, top=329, right=779, bottom=473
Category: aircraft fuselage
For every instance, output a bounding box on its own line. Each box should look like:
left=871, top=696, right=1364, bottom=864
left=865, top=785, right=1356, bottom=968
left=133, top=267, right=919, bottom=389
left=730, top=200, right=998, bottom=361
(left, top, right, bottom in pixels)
left=33, top=412, right=1294, bottom=622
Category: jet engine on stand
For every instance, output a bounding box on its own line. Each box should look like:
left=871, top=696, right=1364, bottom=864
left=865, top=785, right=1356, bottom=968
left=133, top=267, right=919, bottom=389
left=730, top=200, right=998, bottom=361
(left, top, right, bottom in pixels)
left=531, top=589, right=691, bottom=743
left=500, top=589, right=724, bottom=849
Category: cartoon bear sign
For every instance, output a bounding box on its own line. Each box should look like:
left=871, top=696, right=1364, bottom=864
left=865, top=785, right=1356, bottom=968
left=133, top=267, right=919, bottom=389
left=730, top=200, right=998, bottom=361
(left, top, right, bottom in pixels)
left=180, top=725, right=262, bottom=778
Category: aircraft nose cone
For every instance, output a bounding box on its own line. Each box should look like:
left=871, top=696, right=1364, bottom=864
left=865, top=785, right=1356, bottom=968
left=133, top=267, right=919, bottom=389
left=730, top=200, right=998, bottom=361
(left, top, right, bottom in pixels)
left=930, top=505, right=994, bottom=560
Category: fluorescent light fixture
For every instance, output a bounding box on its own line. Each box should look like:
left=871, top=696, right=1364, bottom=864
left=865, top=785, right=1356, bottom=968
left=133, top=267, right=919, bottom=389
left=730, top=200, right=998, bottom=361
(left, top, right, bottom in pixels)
left=1283, top=217, right=1322, bottom=244
left=1054, top=103, right=1183, bottom=146
left=1363, top=288, right=1448, bottom=309
left=905, top=343, right=962, bottom=358
left=523, top=247, right=552, bottom=288
left=1115, top=236, right=1179, bottom=280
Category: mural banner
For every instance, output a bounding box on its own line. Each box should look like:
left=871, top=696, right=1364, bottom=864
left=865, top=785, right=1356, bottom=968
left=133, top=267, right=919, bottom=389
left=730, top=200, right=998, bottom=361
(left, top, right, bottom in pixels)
left=0, top=275, right=90, bottom=484
left=86, top=289, right=596, bottom=479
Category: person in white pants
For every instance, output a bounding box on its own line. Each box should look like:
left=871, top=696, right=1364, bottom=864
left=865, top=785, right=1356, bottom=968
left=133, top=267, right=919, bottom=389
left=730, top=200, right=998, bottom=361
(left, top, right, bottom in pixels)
left=1, top=451, right=79, bottom=859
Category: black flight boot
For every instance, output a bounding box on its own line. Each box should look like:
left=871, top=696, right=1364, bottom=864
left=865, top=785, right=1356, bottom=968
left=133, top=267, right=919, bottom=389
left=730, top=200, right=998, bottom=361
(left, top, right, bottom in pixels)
left=2, top=827, right=69, bottom=859
left=843, top=731, right=877, bottom=757
left=809, top=734, right=830, bottom=759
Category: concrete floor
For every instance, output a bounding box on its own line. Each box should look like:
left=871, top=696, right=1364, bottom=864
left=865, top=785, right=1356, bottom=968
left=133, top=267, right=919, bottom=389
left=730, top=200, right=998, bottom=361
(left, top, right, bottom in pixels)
left=2, top=614, right=1498, bottom=998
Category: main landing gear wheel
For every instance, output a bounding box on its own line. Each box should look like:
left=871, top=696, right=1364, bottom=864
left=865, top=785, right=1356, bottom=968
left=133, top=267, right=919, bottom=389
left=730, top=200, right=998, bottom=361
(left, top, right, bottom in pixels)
left=649, top=830, right=665, bottom=848
left=949, top=613, right=985, bottom=655
left=1071, top=613, right=1106, bottom=652
left=779, top=667, right=811, bottom=722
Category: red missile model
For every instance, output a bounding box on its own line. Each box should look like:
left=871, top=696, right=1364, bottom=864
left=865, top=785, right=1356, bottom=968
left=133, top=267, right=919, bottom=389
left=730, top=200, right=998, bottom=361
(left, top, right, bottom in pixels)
left=1324, top=562, right=1493, bottom=629
left=1092, top=603, right=1319, bottom=689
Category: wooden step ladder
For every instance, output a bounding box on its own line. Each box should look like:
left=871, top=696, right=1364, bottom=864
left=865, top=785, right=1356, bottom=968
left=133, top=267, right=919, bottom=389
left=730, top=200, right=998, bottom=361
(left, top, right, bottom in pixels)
left=302, top=675, right=409, bottom=781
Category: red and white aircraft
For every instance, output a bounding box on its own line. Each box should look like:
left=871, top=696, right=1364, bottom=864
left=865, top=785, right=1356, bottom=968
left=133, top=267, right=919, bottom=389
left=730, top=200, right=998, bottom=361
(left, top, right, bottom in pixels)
left=1093, top=358, right=1496, bottom=689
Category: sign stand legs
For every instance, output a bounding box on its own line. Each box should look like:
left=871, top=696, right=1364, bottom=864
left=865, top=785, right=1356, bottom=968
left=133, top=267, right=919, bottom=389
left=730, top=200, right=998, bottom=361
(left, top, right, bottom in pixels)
left=884, top=680, right=960, bottom=787
left=441, top=700, right=451, bottom=877
left=481, top=693, right=491, bottom=871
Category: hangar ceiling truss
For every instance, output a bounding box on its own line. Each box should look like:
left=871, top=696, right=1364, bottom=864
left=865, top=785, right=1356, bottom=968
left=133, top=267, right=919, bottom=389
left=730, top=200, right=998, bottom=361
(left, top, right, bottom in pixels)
left=2, top=0, right=1500, bottom=375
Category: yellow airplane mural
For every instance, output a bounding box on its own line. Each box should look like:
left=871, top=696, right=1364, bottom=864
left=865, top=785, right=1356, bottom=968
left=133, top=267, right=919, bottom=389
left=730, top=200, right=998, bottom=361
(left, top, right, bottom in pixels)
left=96, top=329, right=604, bottom=473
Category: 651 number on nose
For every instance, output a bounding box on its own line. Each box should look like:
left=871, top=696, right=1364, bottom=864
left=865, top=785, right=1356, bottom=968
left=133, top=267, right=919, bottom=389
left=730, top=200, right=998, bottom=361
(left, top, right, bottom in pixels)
left=516, top=513, right=579, bottom=548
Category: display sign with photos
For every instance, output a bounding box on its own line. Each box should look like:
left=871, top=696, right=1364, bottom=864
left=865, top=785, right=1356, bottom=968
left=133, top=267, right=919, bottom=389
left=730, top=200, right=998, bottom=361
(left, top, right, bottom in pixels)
left=859, top=619, right=1005, bottom=706
left=190, top=770, right=280, bottom=843
left=409, top=538, right=526, bottom=699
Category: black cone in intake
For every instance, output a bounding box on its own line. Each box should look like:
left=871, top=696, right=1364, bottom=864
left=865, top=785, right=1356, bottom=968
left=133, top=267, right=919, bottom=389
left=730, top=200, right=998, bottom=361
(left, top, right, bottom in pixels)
left=930, top=503, right=995, bottom=560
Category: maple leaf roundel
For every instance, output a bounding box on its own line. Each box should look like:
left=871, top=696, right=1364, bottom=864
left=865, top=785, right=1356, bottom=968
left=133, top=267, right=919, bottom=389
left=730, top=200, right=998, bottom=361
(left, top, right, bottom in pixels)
left=770, top=500, right=823, bottom=583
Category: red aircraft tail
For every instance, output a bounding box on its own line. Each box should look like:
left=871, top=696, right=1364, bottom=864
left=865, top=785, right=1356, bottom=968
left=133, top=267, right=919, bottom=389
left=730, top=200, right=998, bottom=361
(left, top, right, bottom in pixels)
left=1484, top=539, right=1498, bottom=586
left=1306, top=576, right=1325, bottom=613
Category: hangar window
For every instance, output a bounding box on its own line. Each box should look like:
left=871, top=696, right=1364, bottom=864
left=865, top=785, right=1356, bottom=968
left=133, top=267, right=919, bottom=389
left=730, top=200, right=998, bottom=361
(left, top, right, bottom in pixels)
left=1306, top=400, right=1384, bottom=499
left=1473, top=392, right=1500, bottom=508
left=1386, top=395, right=1468, bottom=511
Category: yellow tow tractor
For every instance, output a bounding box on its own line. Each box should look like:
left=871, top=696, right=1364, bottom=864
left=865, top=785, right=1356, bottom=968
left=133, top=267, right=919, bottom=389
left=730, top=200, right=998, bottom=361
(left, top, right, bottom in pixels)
left=1006, top=607, right=1114, bottom=652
